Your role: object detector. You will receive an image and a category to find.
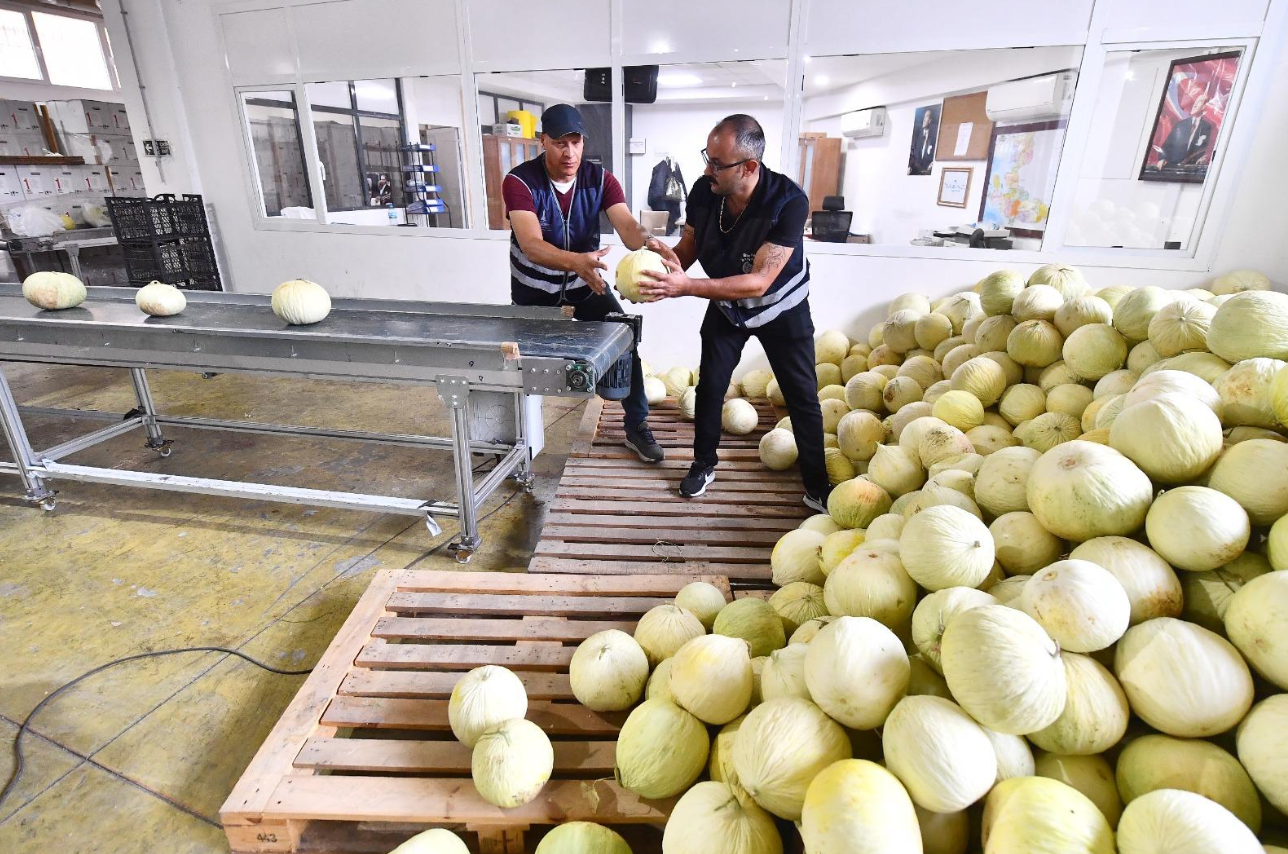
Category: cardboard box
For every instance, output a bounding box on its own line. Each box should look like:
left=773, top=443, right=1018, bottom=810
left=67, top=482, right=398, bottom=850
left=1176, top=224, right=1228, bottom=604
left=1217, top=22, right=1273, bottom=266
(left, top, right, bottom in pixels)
left=0, top=132, right=49, bottom=158
left=0, top=167, right=24, bottom=203
left=113, top=106, right=131, bottom=133
left=51, top=167, right=83, bottom=195
left=15, top=167, right=54, bottom=198
left=47, top=99, right=125, bottom=135
left=82, top=168, right=111, bottom=193
left=5, top=100, right=41, bottom=132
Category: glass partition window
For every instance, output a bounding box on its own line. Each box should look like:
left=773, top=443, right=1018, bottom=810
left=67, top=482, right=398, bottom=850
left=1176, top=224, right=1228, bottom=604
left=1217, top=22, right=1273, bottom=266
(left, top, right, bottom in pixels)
left=1064, top=47, right=1245, bottom=251
left=627, top=61, right=787, bottom=236
left=303, top=79, right=408, bottom=224
left=474, top=69, right=612, bottom=232
left=240, top=91, right=314, bottom=219
left=797, top=46, right=1083, bottom=250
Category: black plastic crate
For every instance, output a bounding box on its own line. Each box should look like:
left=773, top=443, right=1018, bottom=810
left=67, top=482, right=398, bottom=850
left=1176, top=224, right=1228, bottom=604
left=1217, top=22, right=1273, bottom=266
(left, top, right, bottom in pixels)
left=107, top=193, right=222, bottom=291
left=119, top=238, right=220, bottom=290
left=106, top=194, right=209, bottom=240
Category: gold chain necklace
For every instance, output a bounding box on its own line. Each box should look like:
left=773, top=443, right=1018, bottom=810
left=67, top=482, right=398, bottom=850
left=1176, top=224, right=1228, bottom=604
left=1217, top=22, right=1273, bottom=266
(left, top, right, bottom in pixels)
left=718, top=196, right=747, bottom=234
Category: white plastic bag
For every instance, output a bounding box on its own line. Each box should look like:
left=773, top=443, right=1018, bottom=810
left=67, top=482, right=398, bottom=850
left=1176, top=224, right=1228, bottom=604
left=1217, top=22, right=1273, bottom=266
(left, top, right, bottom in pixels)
left=9, top=205, right=67, bottom=237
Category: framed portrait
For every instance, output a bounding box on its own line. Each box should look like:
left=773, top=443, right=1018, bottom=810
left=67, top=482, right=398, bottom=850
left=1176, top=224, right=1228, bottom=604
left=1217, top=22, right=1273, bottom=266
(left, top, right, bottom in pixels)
left=1139, top=50, right=1242, bottom=184
left=937, top=167, right=972, bottom=208
left=908, top=103, right=942, bottom=176
left=978, top=121, right=1067, bottom=238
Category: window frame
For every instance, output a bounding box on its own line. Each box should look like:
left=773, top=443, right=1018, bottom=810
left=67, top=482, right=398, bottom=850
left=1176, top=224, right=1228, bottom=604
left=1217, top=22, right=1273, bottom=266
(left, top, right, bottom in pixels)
left=0, top=1, right=119, bottom=92
left=213, top=0, right=1284, bottom=268
left=301, top=80, right=409, bottom=213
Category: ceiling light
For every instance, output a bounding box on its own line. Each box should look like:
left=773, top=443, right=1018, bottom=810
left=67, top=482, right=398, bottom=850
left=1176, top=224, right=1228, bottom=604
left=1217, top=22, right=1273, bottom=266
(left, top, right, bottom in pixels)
left=731, top=82, right=737, bottom=88
left=814, top=75, right=830, bottom=86
left=804, top=55, right=812, bottom=64
left=658, top=72, right=703, bottom=88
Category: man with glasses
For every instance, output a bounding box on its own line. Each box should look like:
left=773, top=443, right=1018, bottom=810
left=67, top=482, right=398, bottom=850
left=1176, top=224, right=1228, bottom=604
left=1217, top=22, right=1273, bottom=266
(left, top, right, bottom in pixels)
left=504, top=103, right=679, bottom=463
left=638, top=114, right=828, bottom=510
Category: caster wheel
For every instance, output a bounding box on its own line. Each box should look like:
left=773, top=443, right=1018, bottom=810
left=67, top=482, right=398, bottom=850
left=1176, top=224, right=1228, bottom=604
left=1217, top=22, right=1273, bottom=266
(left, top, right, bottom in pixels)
left=157, top=446, right=172, bottom=458
left=39, top=498, right=56, bottom=512
left=448, top=544, right=476, bottom=564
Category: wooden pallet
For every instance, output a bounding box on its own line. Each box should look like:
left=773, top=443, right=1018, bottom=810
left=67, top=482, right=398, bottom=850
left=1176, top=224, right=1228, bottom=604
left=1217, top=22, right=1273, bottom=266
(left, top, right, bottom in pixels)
left=533, top=397, right=810, bottom=587
left=220, top=569, right=733, bottom=854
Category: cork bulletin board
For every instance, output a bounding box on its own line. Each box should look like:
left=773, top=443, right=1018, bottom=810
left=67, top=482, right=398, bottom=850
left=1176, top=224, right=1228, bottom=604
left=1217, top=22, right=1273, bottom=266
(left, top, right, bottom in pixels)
left=936, top=92, right=994, bottom=162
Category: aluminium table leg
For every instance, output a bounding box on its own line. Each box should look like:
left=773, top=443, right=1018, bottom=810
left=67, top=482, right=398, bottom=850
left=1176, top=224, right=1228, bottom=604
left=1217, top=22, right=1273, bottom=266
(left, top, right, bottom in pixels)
left=128, top=368, right=171, bottom=456
left=66, top=245, right=83, bottom=280
left=438, top=378, right=481, bottom=563
left=511, top=391, right=535, bottom=493
left=0, top=368, right=56, bottom=510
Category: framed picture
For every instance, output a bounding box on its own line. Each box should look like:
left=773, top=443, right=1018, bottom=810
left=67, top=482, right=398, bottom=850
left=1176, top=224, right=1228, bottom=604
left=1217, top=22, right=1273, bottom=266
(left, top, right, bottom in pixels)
left=979, top=121, right=1067, bottom=238
left=1139, top=50, right=1242, bottom=184
left=937, top=167, right=972, bottom=208
left=908, top=103, right=941, bottom=176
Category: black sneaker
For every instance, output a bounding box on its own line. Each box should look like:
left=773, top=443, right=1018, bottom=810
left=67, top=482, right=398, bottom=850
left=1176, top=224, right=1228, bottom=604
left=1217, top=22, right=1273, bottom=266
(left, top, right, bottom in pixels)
left=680, top=463, right=716, bottom=498
left=624, top=421, right=665, bottom=463
left=803, top=491, right=831, bottom=513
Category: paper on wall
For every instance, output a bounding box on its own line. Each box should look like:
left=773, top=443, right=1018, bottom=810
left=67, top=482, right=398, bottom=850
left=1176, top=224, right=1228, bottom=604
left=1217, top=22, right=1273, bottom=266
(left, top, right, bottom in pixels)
left=954, top=123, right=973, bottom=157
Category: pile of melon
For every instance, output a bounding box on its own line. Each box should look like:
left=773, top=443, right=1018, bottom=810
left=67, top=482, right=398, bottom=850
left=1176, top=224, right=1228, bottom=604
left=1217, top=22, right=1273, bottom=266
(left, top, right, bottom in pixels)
left=390, top=265, right=1288, bottom=853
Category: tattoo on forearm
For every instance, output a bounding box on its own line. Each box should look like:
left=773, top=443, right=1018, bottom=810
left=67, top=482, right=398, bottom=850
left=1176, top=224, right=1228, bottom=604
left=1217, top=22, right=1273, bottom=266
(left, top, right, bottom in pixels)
left=757, top=244, right=788, bottom=273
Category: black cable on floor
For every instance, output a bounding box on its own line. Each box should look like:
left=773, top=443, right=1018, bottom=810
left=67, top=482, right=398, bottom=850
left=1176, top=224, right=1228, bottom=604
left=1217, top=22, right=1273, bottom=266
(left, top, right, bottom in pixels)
left=0, top=646, right=312, bottom=812
left=2, top=457, right=519, bottom=813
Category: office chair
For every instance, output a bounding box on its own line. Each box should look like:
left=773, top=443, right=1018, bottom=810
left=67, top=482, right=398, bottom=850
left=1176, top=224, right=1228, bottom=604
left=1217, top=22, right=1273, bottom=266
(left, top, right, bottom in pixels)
left=812, top=195, right=852, bottom=243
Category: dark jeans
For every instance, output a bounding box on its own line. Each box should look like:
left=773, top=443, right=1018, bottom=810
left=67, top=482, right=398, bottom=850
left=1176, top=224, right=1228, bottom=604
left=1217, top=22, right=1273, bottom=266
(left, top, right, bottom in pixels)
left=511, top=281, right=649, bottom=428
left=694, top=302, right=828, bottom=497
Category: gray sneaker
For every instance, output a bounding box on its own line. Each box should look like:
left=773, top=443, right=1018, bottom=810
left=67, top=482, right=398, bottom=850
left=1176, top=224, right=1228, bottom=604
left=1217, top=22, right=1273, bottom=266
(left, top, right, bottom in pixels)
left=803, top=491, right=831, bottom=513
left=624, top=421, right=664, bottom=463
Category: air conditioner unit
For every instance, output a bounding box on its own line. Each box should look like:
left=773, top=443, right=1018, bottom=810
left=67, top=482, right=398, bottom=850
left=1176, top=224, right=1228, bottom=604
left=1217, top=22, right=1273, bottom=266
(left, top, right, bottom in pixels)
left=985, top=72, right=1077, bottom=123
left=841, top=107, right=886, bottom=138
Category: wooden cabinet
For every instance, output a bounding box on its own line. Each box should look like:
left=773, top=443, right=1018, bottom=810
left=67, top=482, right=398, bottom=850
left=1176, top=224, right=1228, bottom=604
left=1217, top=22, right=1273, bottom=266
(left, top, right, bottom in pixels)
left=796, top=134, right=843, bottom=214
left=482, top=134, right=542, bottom=230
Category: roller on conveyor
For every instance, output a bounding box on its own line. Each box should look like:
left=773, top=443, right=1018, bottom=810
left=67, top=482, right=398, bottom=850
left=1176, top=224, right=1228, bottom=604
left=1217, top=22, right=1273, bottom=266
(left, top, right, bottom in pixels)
left=0, top=285, right=637, bottom=561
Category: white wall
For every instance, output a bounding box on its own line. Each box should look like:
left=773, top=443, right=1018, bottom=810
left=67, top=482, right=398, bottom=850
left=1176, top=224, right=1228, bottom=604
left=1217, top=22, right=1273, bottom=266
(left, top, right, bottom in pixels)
left=98, top=0, right=1288, bottom=373
left=627, top=99, right=786, bottom=217
left=807, top=109, right=990, bottom=245
left=800, top=48, right=1081, bottom=246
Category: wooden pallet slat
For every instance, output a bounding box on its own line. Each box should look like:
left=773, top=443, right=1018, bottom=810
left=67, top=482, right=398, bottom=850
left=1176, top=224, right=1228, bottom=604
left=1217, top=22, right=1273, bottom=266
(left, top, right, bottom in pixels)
left=539, top=394, right=809, bottom=589
left=221, top=569, right=725, bottom=854
left=295, top=737, right=616, bottom=774
left=340, top=668, right=573, bottom=700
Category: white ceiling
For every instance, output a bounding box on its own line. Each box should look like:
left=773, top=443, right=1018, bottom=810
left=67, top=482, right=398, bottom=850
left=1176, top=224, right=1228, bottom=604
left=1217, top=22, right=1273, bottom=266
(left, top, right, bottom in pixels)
left=801, top=53, right=940, bottom=96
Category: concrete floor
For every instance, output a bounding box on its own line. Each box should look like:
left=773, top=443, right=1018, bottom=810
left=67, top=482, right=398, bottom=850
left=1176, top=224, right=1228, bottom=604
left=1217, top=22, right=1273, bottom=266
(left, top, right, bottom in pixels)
left=0, top=361, right=587, bottom=853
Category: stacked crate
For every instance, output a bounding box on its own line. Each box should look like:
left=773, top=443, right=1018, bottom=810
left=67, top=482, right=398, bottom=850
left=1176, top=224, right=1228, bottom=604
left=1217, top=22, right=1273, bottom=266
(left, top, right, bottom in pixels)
left=104, top=194, right=221, bottom=290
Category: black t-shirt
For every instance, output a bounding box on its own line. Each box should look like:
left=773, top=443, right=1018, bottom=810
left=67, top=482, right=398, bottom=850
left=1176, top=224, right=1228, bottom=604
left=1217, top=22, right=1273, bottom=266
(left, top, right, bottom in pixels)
left=686, top=166, right=811, bottom=330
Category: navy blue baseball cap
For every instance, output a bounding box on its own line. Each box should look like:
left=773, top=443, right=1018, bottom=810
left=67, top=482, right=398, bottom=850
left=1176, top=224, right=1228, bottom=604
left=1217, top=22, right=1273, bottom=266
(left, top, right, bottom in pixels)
left=541, top=104, right=586, bottom=139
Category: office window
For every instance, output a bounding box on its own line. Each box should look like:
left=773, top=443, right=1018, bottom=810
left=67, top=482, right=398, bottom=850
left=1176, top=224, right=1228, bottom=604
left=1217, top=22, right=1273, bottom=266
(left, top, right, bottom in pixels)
left=0, top=9, right=40, bottom=80
left=240, top=91, right=314, bottom=219
left=1064, top=47, right=1245, bottom=252
left=299, top=77, right=468, bottom=228
left=475, top=69, right=611, bottom=232
left=628, top=60, right=787, bottom=237
left=303, top=79, right=407, bottom=224
left=32, top=11, right=113, bottom=90
left=401, top=75, right=470, bottom=229
left=797, top=46, right=1083, bottom=250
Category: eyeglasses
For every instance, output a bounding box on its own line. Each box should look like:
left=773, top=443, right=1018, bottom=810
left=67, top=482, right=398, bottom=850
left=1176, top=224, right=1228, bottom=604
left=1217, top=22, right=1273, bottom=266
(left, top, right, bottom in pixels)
left=701, top=148, right=750, bottom=172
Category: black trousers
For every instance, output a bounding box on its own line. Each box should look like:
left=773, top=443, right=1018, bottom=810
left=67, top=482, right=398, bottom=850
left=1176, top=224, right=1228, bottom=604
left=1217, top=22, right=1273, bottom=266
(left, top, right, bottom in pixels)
left=693, top=302, right=828, bottom=497
left=511, top=281, right=649, bottom=427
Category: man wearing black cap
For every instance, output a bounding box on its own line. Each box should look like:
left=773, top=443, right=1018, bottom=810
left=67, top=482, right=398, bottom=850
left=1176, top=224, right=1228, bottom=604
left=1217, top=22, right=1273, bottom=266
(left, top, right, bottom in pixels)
left=504, top=103, right=678, bottom=463
left=637, top=114, right=829, bottom=511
